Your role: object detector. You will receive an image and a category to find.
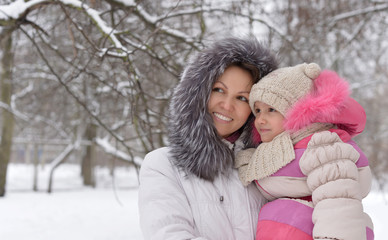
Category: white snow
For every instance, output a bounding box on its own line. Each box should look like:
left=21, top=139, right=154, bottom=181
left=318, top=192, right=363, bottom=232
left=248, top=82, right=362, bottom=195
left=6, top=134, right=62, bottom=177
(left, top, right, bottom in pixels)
left=0, top=164, right=142, bottom=240
left=1, top=163, right=387, bottom=239
left=0, top=0, right=46, bottom=19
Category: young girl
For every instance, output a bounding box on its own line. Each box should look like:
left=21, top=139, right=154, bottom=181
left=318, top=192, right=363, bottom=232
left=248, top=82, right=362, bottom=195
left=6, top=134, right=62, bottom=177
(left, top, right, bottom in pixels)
left=235, top=63, right=374, bottom=240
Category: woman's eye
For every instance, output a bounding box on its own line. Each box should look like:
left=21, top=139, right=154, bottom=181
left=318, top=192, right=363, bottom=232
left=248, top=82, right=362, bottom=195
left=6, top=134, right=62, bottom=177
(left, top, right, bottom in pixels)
left=237, top=96, right=248, bottom=102
left=212, top=87, right=223, bottom=93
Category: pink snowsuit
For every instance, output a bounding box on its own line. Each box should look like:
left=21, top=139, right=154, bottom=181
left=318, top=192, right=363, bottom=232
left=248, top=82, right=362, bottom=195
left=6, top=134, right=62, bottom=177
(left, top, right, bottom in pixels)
left=235, top=67, right=375, bottom=240
left=253, top=129, right=374, bottom=240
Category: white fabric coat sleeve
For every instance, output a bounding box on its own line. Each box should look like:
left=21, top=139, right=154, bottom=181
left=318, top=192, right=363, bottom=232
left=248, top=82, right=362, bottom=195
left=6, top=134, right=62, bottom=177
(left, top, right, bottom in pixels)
left=138, top=148, right=207, bottom=240
left=299, top=131, right=369, bottom=240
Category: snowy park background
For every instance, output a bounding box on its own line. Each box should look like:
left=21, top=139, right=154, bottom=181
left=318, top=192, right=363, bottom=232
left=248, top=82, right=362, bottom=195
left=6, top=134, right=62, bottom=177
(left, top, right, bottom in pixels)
left=1, top=163, right=388, bottom=240
left=1, top=1, right=388, bottom=240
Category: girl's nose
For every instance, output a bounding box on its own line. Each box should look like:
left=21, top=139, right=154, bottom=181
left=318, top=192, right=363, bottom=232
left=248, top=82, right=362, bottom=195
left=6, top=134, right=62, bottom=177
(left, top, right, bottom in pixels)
left=255, top=114, right=266, bottom=125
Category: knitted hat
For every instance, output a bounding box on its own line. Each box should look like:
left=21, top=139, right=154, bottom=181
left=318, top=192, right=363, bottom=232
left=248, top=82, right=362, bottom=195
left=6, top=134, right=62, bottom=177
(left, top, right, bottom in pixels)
left=236, top=63, right=357, bottom=183
left=249, top=63, right=352, bottom=133
left=249, top=63, right=321, bottom=117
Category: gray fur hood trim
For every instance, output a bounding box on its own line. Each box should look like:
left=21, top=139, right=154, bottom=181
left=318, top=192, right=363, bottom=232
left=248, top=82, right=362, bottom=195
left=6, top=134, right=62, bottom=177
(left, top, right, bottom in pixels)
left=168, top=36, right=278, bottom=181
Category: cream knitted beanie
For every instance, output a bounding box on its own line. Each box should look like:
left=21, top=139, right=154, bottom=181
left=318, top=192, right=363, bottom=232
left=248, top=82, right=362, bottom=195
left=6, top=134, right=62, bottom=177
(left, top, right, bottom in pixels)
left=235, top=63, right=349, bottom=184
left=249, top=63, right=321, bottom=116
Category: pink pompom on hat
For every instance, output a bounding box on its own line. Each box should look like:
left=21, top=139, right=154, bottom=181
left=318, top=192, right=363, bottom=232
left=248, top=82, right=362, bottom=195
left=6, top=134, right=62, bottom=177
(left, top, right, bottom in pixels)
left=249, top=63, right=365, bottom=137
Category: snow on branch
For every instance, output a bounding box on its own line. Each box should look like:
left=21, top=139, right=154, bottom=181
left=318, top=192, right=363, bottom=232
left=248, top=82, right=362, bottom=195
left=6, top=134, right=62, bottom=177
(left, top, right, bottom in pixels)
left=0, top=0, right=47, bottom=20
left=59, top=0, right=127, bottom=53
left=0, top=0, right=203, bottom=56
left=0, top=101, right=29, bottom=121
left=0, top=100, right=71, bottom=139
left=133, top=4, right=200, bottom=48
left=108, top=0, right=199, bottom=45
left=47, top=140, right=80, bottom=193
left=95, top=137, right=142, bottom=167
left=48, top=141, right=78, bottom=169
left=0, top=0, right=128, bottom=55
left=329, top=3, right=388, bottom=28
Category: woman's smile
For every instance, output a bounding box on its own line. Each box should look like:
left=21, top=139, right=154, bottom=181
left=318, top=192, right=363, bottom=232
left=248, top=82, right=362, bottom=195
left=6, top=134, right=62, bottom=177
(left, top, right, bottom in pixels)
left=213, top=112, right=233, bottom=122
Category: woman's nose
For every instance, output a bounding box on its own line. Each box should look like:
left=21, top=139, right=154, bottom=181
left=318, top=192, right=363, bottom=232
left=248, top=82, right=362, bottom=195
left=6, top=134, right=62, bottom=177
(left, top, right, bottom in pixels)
left=221, top=97, right=234, bottom=111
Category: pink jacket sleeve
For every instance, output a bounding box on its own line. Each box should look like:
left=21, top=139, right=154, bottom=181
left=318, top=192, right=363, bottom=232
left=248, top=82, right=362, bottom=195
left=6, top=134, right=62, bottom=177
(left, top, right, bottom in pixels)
left=299, top=131, right=373, bottom=240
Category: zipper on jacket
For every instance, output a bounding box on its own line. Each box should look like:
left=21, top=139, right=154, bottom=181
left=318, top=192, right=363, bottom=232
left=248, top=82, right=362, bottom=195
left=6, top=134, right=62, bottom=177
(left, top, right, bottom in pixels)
left=214, top=177, right=225, bottom=203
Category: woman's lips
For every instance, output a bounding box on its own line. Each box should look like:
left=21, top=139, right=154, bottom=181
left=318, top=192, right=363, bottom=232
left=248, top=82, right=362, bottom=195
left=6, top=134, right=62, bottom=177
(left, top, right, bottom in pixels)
left=213, top=112, right=232, bottom=122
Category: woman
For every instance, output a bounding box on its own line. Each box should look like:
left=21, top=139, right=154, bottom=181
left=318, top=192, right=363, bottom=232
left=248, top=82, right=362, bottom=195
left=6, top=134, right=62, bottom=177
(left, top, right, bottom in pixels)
left=138, top=36, right=278, bottom=239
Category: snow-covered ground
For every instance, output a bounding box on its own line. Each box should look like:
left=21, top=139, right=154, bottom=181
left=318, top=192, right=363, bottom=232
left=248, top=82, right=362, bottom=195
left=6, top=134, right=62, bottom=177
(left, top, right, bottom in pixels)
left=0, top=163, right=387, bottom=240
left=0, top=164, right=142, bottom=240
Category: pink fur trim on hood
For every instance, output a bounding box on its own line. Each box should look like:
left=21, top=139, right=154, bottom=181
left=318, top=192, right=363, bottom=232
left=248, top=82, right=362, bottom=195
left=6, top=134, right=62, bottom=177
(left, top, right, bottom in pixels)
left=330, top=97, right=366, bottom=137
left=284, top=70, right=351, bottom=132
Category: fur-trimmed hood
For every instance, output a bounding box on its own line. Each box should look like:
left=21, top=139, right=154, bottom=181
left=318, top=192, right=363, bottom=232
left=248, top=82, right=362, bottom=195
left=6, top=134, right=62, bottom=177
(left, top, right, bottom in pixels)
left=284, top=69, right=366, bottom=137
left=168, top=36, right=278, bottom=181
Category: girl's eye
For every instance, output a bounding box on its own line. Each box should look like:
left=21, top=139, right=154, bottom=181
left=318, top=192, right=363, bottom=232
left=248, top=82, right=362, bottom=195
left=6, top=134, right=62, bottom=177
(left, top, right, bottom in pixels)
left=269, top=108, right=277, bottom=112
left=255, top=108, right=261, bottom=114
left=212, top=87, right=223, bottom=93
left=237, top=96, right=248, bottom=102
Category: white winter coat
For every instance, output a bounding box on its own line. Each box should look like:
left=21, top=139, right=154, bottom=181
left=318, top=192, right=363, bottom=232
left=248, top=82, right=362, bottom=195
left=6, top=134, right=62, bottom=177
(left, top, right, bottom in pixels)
left=138, top=147, right=266, bottom=240
left=138, top=37, right=278, bottom=240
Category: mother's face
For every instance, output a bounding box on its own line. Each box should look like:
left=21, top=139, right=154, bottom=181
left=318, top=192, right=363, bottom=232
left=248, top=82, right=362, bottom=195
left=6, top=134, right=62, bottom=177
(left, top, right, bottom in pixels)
left=207, top=66, right=253, bottom=138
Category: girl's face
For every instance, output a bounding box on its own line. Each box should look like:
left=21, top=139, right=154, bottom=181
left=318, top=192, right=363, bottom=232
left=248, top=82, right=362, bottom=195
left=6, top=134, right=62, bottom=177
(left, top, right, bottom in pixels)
left=208, top=66, right=253, bottom=138
left=253, top=101, right=285, bottom=142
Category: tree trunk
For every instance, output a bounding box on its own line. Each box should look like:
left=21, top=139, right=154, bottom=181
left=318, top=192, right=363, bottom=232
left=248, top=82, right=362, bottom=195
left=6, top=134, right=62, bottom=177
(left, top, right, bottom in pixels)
left=47, top=144, right=75, bottom=193
left=81, top=123, right=97, bottom=187
left=33, top=144, right=39, bottom=191
left=0, top=28, right=15, bottom=197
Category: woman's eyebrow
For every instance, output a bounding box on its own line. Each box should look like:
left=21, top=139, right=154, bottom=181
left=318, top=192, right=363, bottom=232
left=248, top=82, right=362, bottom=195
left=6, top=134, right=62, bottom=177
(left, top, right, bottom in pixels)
left=215, top=81, right=227, bottom=89
left=239, top=90, right=250, bottom=94
left=215, top=81, right=250, bottom=94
